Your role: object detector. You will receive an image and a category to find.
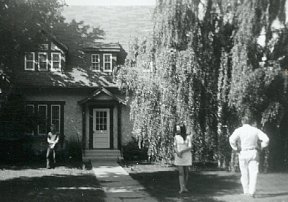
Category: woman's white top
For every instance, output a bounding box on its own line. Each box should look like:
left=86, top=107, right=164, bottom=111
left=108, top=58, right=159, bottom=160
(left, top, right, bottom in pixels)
left=174, top=134, right=192, bottom=166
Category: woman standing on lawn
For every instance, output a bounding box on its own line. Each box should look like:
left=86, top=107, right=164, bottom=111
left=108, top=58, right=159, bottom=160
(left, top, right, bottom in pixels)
left=174, top=123, right=193, bottom=194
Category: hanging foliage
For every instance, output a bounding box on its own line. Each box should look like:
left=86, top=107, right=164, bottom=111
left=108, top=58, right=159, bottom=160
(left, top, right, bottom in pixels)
left=117, top=0, right=288, bottom=170
left=224, top=0, right=288, bottom=170
left=117, top=0, right=222, bottom=163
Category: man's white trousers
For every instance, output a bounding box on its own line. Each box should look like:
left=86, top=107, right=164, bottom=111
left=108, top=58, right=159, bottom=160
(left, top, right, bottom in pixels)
left=238, top=150, right=259, bottom=195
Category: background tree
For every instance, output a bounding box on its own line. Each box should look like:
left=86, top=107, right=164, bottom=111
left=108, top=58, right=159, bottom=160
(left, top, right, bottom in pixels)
left=0, top=0, right=105, bottom=74
left=117, top=0, right=288, bottom=171
left=226, top=0, right=288, bottom=171
left=0, top=0, right=105, bottom=140
left=0, top=0, right=64, bottom=74
left=117, top=0, right=225, bottom=163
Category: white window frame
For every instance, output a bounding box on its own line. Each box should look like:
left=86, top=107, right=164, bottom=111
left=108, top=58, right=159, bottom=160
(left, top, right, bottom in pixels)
left=143, top=61, right=154, bottom=73
left=37, top=104, right=48, bottom=135
left=51, top=52, right=61, bottom=71
left=103, top=54, right=112, bottom=72
left=24, top=52, right=35, bottom=71
left=91, top=54, right=100, bottom=71
left=38, top=52, right=48, bottom=71
left=51, top=104, right=61, bottom=133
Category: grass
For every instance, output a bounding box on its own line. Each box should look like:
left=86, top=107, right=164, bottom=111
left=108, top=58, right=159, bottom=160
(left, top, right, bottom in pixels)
left=1, top=160, right=288, bottom=202
left=0, top=161, right=105, bottom=202
left=122, top=161, right=288, bottom=202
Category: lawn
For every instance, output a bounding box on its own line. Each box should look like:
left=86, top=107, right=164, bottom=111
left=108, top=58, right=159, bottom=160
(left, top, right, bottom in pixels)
left=123, top=162, right=288, bottom=202
left=0, top=162, right=105, bottom=202
left=1, top=161, right=288, bottom=202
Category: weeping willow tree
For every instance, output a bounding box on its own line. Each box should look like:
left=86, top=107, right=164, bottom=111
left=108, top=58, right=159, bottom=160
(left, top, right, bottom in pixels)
left=117, top=0, right=224, bottom=163
left=220, top=0, right=288, bottom=171
left=117, top=0, right=288, bottom=170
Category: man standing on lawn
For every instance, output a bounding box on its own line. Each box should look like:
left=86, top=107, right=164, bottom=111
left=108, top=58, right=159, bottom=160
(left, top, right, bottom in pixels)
left=229, top=115, right=269, bottom=198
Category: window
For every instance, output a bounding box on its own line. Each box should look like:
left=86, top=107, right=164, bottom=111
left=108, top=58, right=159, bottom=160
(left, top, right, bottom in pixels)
left=25, top=52, right=35, bottom=71
left=39, top=44, right=49, bottom=51
left=91, top=54, right=100, bottom=71
left=38, top=52, right=48, bottom=71
left=38, top=105, right=47, bottom=134
left=143, top=61, right=154, bottom=73
left=26, top=104, right=35, bottom=116
left=25, top=104, right=35, bottom=134
left=25, top=102, right=64, bottom=135
left=51, top=52, right=61, bottom=71
left=103, top=54, right=112, bottom=72
left=96, top=111, right=107, bottom=130
left=51, top=105, right=61, bottom=133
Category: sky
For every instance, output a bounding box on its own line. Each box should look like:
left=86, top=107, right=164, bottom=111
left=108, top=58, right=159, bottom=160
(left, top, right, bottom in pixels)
left=65, top=0, right=156, bottom=6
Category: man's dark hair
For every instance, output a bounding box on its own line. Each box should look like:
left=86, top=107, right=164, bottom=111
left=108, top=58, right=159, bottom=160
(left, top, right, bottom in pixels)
left=241, top=114, right=251, bottom=125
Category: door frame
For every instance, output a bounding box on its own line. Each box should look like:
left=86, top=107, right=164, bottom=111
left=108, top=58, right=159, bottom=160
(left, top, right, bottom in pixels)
left=89, top=105, right=113, bottom=149
left=92, top=108, right=110, bottom=149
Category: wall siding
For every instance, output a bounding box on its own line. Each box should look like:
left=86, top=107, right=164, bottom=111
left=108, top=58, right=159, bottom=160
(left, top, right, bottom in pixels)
left=20, top=88, right=133, bottom=151
left=21, top=88, right=88, bottom=143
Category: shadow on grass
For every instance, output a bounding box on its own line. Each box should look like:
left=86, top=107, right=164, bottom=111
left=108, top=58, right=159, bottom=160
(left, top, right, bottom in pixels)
left=0, top=160, right=83, bottom=170
left=130, top=170, right=242, bottom=202
left=0, top=173, right=105, bottom=202
left=257, top=192, right=288, bottom=198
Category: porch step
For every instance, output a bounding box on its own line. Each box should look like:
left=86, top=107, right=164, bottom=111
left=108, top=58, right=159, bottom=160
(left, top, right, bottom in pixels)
left=82, top=149, right=121, bottom=161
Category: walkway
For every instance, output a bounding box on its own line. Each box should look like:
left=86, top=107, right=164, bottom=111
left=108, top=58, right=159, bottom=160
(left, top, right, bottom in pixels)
left=91, top=160, right=158, bottom=202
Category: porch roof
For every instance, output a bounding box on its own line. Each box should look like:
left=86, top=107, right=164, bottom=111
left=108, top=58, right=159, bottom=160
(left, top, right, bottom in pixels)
left=78, top=87, right=126, bottom=105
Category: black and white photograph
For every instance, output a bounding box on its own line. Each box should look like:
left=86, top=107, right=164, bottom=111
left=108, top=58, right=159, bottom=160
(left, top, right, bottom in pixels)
left=1, top=0, right=288, bottom=201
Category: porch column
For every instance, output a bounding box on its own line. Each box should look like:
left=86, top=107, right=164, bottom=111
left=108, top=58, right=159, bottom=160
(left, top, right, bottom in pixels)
left=117, top=103, right=122, bottom=150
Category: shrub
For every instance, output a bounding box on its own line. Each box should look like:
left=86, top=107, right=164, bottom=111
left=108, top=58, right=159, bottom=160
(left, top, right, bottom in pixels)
left=66, top=140, right=82, bottom=162
left=122, top=137, right=148, bottom=161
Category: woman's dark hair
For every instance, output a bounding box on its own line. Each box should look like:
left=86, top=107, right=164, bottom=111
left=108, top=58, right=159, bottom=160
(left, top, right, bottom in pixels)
left=180, top=124, right=187, bottom=141
left=175, top=123, right=187, bottom=140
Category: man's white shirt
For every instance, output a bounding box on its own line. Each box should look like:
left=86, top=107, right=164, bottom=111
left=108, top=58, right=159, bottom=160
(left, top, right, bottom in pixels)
left=229, top=124, right=269, bottom=151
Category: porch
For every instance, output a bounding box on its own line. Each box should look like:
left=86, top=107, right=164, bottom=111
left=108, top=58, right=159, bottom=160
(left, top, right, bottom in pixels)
left=79, top=88, right=125, bottom=161
left=82, top=149, right=121, bottom=161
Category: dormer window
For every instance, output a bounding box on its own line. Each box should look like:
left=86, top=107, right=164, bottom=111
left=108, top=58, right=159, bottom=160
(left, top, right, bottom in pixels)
left=51, top=52, right=61, bottom=71
left=91, top=54, right=100, bottom=71
left=103, top=54, right=112, bottom=72
left=24, top=52, right=35, bottom=71
left=38, top=52, right=48, bottom=71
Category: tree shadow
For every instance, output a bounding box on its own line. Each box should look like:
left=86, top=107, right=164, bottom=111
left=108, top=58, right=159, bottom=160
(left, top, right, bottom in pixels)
left=130, top=170, right=242, bottom=202
left=257, top=192, right=288, bottom=198
left=0, top=160, right=83, bottom=170
left=0, top=173, right=105, bottom=202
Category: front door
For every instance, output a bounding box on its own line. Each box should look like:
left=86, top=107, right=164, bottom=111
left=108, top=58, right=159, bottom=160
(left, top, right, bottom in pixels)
left=93, top=108, right=110, bottom=148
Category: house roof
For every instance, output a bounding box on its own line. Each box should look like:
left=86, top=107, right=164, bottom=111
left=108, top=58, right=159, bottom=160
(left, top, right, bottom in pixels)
left=14, top=29, right=125, bottom=89
left=41, top=30, right=69, bottom=52
left=83, top=42, right=123, bottom=52
left=13, top=67, right=117, bottom=88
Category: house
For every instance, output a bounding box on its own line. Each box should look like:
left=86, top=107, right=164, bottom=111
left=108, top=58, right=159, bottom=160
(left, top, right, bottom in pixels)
left=11, top=32, right=134, bottom=161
